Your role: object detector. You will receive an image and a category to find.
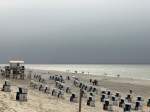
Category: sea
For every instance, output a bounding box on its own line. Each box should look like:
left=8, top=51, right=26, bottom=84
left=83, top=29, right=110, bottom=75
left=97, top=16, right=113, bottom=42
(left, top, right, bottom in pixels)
left=23, top=64, right=150, bottom=80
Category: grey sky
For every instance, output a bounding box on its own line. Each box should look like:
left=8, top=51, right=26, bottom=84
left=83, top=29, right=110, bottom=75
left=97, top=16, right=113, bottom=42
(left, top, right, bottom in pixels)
left=0, top=0, right=150, bottom=64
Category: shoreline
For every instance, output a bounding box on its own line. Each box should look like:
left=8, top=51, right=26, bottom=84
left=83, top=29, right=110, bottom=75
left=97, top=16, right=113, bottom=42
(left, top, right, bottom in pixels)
left=27, top=68, right=150, bottom=82
left=1, top=64, right=150, bottom=81
left=28, top=69, right=150, bottom=98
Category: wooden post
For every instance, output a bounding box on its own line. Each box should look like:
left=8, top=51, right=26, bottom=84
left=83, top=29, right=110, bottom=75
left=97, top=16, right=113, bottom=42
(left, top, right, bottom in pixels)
left=79, top=89, right=83, bottom=112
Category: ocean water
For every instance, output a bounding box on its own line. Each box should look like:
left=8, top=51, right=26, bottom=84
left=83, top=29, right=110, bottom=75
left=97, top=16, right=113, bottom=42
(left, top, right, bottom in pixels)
left=25, top=64, right=150, bottom=80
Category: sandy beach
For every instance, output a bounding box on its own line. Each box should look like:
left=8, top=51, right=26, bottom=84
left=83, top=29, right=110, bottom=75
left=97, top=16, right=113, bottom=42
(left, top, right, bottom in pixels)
left=0, top=69, right=150, bottom=112
left=1, top=0, right=149, bottom=111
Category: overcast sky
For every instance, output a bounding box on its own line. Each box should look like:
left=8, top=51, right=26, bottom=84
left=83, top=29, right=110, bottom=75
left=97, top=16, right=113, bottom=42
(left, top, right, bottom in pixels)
left=0, top=0, right=150, bottom=64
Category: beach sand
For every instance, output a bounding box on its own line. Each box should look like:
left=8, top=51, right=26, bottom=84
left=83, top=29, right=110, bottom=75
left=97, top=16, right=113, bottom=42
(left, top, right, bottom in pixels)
left=0, top=70, right=150, bottom=112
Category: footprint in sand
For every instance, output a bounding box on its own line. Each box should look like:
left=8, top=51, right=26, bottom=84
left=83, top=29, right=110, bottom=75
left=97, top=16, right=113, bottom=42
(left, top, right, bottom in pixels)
left=0, top=100, right=9, bottom=112
left=0, top=100, right=17, bottom=112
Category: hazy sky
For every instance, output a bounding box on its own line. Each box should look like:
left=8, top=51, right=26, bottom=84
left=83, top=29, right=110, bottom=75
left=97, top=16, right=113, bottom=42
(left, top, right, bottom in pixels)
left=0, top=0, right=150, bottom=64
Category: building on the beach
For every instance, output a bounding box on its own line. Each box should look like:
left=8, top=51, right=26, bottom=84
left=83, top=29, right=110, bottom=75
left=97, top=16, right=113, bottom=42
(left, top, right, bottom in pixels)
left=4, top=60, right=25, bottom=79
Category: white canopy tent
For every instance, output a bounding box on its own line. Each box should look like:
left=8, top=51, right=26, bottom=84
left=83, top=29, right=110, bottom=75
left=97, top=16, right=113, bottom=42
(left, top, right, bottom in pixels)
left=9, top=61, right=24, bottom=64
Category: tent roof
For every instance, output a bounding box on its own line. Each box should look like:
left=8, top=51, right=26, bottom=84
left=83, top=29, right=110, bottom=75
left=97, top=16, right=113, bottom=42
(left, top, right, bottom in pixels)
left=9, top=60, right=24, bottom=64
